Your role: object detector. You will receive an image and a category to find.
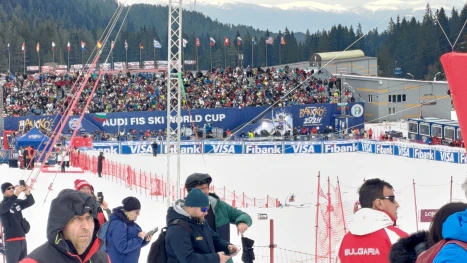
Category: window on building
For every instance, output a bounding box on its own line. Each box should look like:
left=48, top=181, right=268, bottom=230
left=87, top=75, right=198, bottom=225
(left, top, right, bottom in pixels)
left=389, top=107, right=396, bottom=115
left=368, top=95, right=373, bottom=103
left=392, top=95, right=396, bottom=103
left=388, top=95, right=392, bottom=103
left=408, top=122, right=418, bottom=133
left=397, top=95, right=402, bottom=102
left=419, top=123, right=430, bottom=136
left=402, top=94, right=407, bottom=102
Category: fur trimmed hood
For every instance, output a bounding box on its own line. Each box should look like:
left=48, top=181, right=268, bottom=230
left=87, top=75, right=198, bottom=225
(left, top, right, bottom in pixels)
left=389, top=230, right=429, bottom=263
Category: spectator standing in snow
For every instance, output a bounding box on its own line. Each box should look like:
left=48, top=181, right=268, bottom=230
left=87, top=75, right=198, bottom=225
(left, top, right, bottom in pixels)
left=19, top=189, right=110, bottom=263
left=0, top=182, right=35, bottom=263
left=336, top=178, right=408, bottom=263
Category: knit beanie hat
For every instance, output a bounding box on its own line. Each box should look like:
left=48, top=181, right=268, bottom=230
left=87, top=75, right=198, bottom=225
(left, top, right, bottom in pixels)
left=74, top=179, right=92, bottom=192
left=185, top=188, right=209, bottom=208
left=1, top=183, right=13, bottom=194
left=122, top=197, right=141, bottom=211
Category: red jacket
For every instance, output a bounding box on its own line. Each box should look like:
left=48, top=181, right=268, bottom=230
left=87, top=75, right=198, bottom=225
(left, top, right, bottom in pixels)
left=336, top=208, right=408, bottom=263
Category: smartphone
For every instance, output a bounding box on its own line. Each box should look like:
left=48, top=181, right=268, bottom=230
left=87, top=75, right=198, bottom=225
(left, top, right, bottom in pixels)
left=97, top=192, right=104, bottom=203
left=144, top=227, right=159, bottom=238
left=19, top=180, right=26, bottom=187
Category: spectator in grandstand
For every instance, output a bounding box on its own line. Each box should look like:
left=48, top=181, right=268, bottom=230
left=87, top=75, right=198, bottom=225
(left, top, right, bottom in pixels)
left=74, top=179, right=111, bottom=226
left=389, top=202, right=467, bottom=263
left=336, top=178, right=408, bottom=263
left=105, top=197, right=151, bottom=263
left=165, top=188, right=238, bottom=263
left=185, top=173, right=251, bottom=263
left=19, top=189, right=110, bottom=263
left=0, top=182, right=35, bottom=263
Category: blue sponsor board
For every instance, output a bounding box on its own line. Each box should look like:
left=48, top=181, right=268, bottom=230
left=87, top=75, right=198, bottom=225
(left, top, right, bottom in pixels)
left=283, top=142, right=322, bottom=154
left=375, top=144, right=394, bottom=155
left=394, top=145, right=413, bottom=158
left=435, top=150, right=459, bottom=164
left=90, top=142, right=120, bottom=154
left=359, top=141, right=376, bottom=153
left=244, top=142, right=283, bottom=154
left=204, top=142, right=243, bottom=154
left=164, top=142, right=203, bottom=154
left=322, top=141, right=358, bottom=153
left=413, top=148, right=435, bottom=160
left=121, top=141, right=163, bottom=155
left=460, top=153, right=467, bottom=164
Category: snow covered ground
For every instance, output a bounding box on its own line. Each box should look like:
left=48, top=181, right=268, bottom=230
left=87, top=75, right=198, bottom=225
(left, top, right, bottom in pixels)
left=1, top=152, right=466, bottom=262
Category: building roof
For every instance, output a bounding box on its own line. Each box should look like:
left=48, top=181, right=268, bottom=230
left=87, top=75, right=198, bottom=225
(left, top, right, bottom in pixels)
left=311, top=50, right=365, bottom=62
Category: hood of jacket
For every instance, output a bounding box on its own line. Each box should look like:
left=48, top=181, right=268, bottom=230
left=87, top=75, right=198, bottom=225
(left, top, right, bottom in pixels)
left=389, top=230, right=429, bottom=263
left=349, top=208, right=395, bottom=236
left=110, top=206, right=136, bottom=226
left=208, top=193, right=218, bottom=209
left=442, top=207, right=467, bottom=242
left=46, top=189, right=101, bottom=260
left=166, top=199, right=203, bottom=225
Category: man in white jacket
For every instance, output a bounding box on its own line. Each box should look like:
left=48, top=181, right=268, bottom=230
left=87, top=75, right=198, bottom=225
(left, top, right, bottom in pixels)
left=336, top=178, right=408, bottom=263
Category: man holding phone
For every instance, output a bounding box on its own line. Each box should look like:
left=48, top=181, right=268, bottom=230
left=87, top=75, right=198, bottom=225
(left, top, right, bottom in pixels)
left=0, top=181, right=35, bottom=263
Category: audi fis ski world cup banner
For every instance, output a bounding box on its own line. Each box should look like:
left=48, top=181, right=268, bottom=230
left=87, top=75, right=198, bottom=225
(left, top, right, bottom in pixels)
left=4, top=103, right=365, bottom=134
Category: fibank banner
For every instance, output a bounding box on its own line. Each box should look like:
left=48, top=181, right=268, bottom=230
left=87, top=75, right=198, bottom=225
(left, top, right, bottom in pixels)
left=80, top=140, right=466, bottom=164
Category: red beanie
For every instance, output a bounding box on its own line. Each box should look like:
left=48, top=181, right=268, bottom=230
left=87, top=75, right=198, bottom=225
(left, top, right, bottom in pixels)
left=74, top=179, right=92, bottom=192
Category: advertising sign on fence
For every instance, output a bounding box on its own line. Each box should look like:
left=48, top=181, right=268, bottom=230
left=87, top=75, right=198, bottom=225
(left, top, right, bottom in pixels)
left=420, top=209, right=439, bottom=222
left=80, top=140, right=466, bottom=164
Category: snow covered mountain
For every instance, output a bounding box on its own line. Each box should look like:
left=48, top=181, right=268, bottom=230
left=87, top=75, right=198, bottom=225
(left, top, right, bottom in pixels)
left=124, top=0, right=465, bottom=33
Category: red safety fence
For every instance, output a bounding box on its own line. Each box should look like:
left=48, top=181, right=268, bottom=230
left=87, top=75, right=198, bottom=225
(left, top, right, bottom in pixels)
left=71, top=151, right=280, bottom=208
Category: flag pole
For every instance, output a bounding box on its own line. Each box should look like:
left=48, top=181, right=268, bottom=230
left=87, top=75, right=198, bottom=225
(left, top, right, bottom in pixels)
left=81, top=48, right=84, bottom=71
left=210, top=44, right=212, bottom=70
left=279, top=37, right=281, bottom=65
left=266, top=42, right=268, bottom=68
left=140, top=45, right=142, bottom=69
left=68, top=49, right=70, bottom=73
left=8, top=47, right=11, bottom=73
left=23, top=46, right=25, bottom=75
left=196, top=44, right=199, bottom=72
left=38, top=48, right=41, bottom=73
left=224, top=42, right=226, bottom=69
left=237, top=41, right=240, bottom=67
left=125, top=49, right=128, bottom=69
left=252, top=41, right=254, bottom=68
left=53, top=48, right=55, bottom=64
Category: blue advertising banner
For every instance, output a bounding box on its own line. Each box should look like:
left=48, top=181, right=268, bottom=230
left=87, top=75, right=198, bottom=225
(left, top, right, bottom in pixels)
left=283, top=142, right=322, bottom=154
left=244, top=142, right=283, bottom=154
left=413, top=148, right=435, bottom=161
left=4, top=103, right=365, bottom=136
left=435, top=150, right=459, bottom=164
left=79, top=139, right=466, bottom=164
left=0, top=150, right=10, bottom=163
left=359, top=141, right=376, bottom=153
left=322, top=141, right=359, bottom=153
left=204, top=142, right=243, bottom=154
left=393, top=145, right=413, bottom=158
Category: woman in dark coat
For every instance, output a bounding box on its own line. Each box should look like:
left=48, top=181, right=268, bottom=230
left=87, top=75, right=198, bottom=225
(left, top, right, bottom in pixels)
left=389, top=202, right=467, bottom=263
left=97, top=152, right=105, bottom=178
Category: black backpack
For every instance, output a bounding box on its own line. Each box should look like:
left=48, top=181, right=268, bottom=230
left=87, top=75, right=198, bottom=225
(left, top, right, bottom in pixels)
left=147, top=219, right=192, bottom=263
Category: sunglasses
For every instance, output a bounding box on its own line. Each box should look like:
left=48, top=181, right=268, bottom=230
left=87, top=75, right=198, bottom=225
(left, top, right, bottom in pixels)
left=200, top=207, right=209, bottom=213
left=7, top=186, right=15, bottom=190
left=380, top=196, right=396, bottom=203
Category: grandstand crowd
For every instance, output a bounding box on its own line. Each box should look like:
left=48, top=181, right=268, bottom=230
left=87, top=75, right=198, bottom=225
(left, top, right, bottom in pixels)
left=2, top=66, right=355, bottom=117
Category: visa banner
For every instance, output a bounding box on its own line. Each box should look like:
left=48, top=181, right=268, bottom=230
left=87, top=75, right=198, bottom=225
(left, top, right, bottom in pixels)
left=204, top=142, right=243, bottom=154
left=283, top=142, right=322, bottom=154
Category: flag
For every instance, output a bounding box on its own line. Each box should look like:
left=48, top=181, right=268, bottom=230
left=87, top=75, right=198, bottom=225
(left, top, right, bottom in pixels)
left=97, top=41, right=103, bottom=49
left=252, top=38, right=257, bottom=45
left=52, top=42, right=55, bottom=51
left=266, top=36, right=274, bottom=45
left=237, top=36, right=242, bottom=46
left=36, top=43, right=40, bottom=53
left=111, top=41, right=115, bottom=50
left=210, top=37, right=215, bottom=47
left=81, top=41, right=86, bottom=50
left=195, top=38, right=200, bottom=47
left=183, top=38, right=188, bottom=48
left=224, top=37, right=230, bottom=46
left=281, top=36, right=286, bottom=45
left=139, top=43, right=143, bottom=49
left=154, top=39, right=162, bottom=49
left=21, top=43, right=25, bottom=52
left=7, top=43, right=10, bottom=53
left=67, top=42, right=71, bottom=51
left=124, top=40, right=128, bottom=50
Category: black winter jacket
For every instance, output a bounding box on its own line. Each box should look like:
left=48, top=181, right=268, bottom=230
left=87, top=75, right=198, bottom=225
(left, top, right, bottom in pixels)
left=389, top=230, right=429, bottom=263
left=0, top=193, right=35, bottom=240
left=20, top=189, right=110, bottom=263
